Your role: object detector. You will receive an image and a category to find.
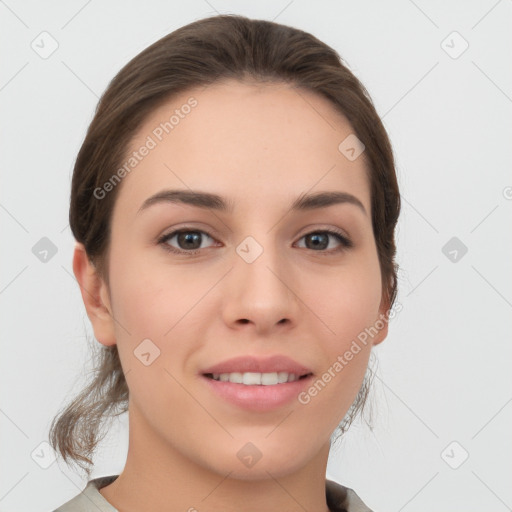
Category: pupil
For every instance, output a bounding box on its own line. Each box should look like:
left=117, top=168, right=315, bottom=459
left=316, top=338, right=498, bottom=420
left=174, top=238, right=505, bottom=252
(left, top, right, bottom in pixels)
left=179, top=232, right=201, bottom=249
left=308, top=233, right=327, bottom=250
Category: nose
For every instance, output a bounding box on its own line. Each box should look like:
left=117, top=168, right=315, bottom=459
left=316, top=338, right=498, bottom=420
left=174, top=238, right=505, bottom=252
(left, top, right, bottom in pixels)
left=221, top=235, right=300, bottom=336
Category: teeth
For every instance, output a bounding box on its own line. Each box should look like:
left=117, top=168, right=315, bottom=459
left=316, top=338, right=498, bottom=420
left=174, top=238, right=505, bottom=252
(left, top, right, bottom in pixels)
left=229, top=372, right=243, bottom=384
left=261, top=372, right=278, bottom=385
left=243, top=372, right=261, bottom=385
left=277, top=371, right=289, bottom=383
left=209, top=371, right=307, bottom=385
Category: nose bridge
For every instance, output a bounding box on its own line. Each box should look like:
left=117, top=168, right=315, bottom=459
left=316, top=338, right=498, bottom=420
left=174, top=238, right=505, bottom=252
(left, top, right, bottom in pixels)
left=223, top=231, right=298, bottom=329
left=236, top=231, right=289, bottom=294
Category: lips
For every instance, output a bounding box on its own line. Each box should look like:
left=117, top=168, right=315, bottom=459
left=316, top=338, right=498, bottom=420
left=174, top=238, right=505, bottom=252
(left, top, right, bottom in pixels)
left=199, top=355, right=314, bottom=411
left=200, top=354, right=313, bottom=376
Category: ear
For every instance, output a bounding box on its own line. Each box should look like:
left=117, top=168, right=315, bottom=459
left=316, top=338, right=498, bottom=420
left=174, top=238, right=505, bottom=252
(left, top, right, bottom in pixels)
left=371, top=293, right=390, bottom=347
left=72, top=242, right=116, bottom=347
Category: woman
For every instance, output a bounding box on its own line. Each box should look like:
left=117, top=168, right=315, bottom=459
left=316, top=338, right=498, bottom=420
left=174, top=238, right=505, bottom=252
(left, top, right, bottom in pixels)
left=50, top=14, right=400, bottom=512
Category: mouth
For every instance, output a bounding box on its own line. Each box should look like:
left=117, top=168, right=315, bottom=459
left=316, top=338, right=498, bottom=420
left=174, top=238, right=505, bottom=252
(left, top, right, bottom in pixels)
left=202, top=371, right=313, bottom=385
left=200, top=371, right=315, bottom=412
left=199, top=354, right=314, bottom=411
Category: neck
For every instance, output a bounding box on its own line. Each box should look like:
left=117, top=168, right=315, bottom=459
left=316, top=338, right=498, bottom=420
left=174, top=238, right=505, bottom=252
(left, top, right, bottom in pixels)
left=99, top=404, right=332, bottom=512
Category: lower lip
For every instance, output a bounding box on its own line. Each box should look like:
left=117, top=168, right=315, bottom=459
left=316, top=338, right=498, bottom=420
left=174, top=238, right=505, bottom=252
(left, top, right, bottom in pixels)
left=201, top=374, right=314, bottom=412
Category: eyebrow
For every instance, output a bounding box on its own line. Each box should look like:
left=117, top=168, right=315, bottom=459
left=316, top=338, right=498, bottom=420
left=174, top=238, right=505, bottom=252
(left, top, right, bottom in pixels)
left=137, top=189, right=367, bottom=216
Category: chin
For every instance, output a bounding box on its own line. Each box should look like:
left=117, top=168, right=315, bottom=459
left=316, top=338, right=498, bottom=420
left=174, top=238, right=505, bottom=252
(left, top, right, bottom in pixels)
left=206, top=446, right=310, bottom=481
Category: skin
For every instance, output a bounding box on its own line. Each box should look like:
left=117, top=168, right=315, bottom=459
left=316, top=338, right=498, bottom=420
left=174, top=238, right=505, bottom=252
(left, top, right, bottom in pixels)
left=73, top=79, right=389, bottom=512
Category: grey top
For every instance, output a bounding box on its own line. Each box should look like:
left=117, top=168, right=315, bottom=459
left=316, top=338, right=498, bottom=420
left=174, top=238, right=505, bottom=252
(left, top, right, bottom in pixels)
left=53, top=474, right=373, bottom=512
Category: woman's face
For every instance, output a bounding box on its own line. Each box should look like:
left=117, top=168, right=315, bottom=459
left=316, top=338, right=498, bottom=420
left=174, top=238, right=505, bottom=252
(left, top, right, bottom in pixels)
left=80, top=79, right=388, bottom=479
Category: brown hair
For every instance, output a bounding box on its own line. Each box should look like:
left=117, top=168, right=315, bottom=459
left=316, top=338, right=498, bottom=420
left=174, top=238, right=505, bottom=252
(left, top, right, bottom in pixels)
left=48, top=14, right=400, bottom=477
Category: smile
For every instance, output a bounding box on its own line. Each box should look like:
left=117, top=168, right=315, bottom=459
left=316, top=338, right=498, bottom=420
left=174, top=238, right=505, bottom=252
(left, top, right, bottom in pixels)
left=201, top=372, right=314, bottom=412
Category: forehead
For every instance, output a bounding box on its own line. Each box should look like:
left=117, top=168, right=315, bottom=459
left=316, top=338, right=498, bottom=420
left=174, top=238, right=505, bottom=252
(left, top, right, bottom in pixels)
left=113, top=79, right=371, bottom=219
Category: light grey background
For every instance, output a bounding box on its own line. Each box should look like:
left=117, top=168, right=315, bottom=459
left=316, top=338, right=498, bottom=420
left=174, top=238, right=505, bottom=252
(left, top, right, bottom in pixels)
left=1, top=1, right=511, bottom=511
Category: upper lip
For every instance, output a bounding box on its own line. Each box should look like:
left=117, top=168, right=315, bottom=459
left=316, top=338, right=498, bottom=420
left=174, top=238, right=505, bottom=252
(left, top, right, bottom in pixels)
left=201, top=355, right=313, bottom=375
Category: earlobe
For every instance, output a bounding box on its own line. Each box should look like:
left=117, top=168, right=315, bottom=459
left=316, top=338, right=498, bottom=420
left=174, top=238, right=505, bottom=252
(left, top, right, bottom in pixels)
left=72, top=242, right=117, bottom=347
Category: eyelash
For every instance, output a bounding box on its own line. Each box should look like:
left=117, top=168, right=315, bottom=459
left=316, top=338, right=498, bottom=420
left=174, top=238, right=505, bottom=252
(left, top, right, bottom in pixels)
left=157, top=227, right=353, bottom=256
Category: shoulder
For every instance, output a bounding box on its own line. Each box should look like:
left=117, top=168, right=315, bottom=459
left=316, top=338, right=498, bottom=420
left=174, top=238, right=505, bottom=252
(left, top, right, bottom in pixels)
left=52, top=475, right=371, bottom=512
left=325, top=479, right=374, bottom=512
left=52, top=475, right=119, bottom=512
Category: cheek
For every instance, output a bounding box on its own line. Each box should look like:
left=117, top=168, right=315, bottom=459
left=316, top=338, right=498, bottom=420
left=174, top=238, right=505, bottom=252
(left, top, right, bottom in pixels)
left=108, top=260, right=195, bottom=420
left=305, top=257, right=382, bottom=349
left=108, top=255, right=208, bottom=384
left=109, top=250, right=200, bottom=337
left=298, top=266, right=379, bottom=423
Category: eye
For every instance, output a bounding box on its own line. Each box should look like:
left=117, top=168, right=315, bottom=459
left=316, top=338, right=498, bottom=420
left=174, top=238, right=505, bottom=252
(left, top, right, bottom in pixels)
left=158, top=229, right=217, bottom=255
left=157, top=227, right=353, bottom=255
left=295, top=229, right=353, bottom=254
